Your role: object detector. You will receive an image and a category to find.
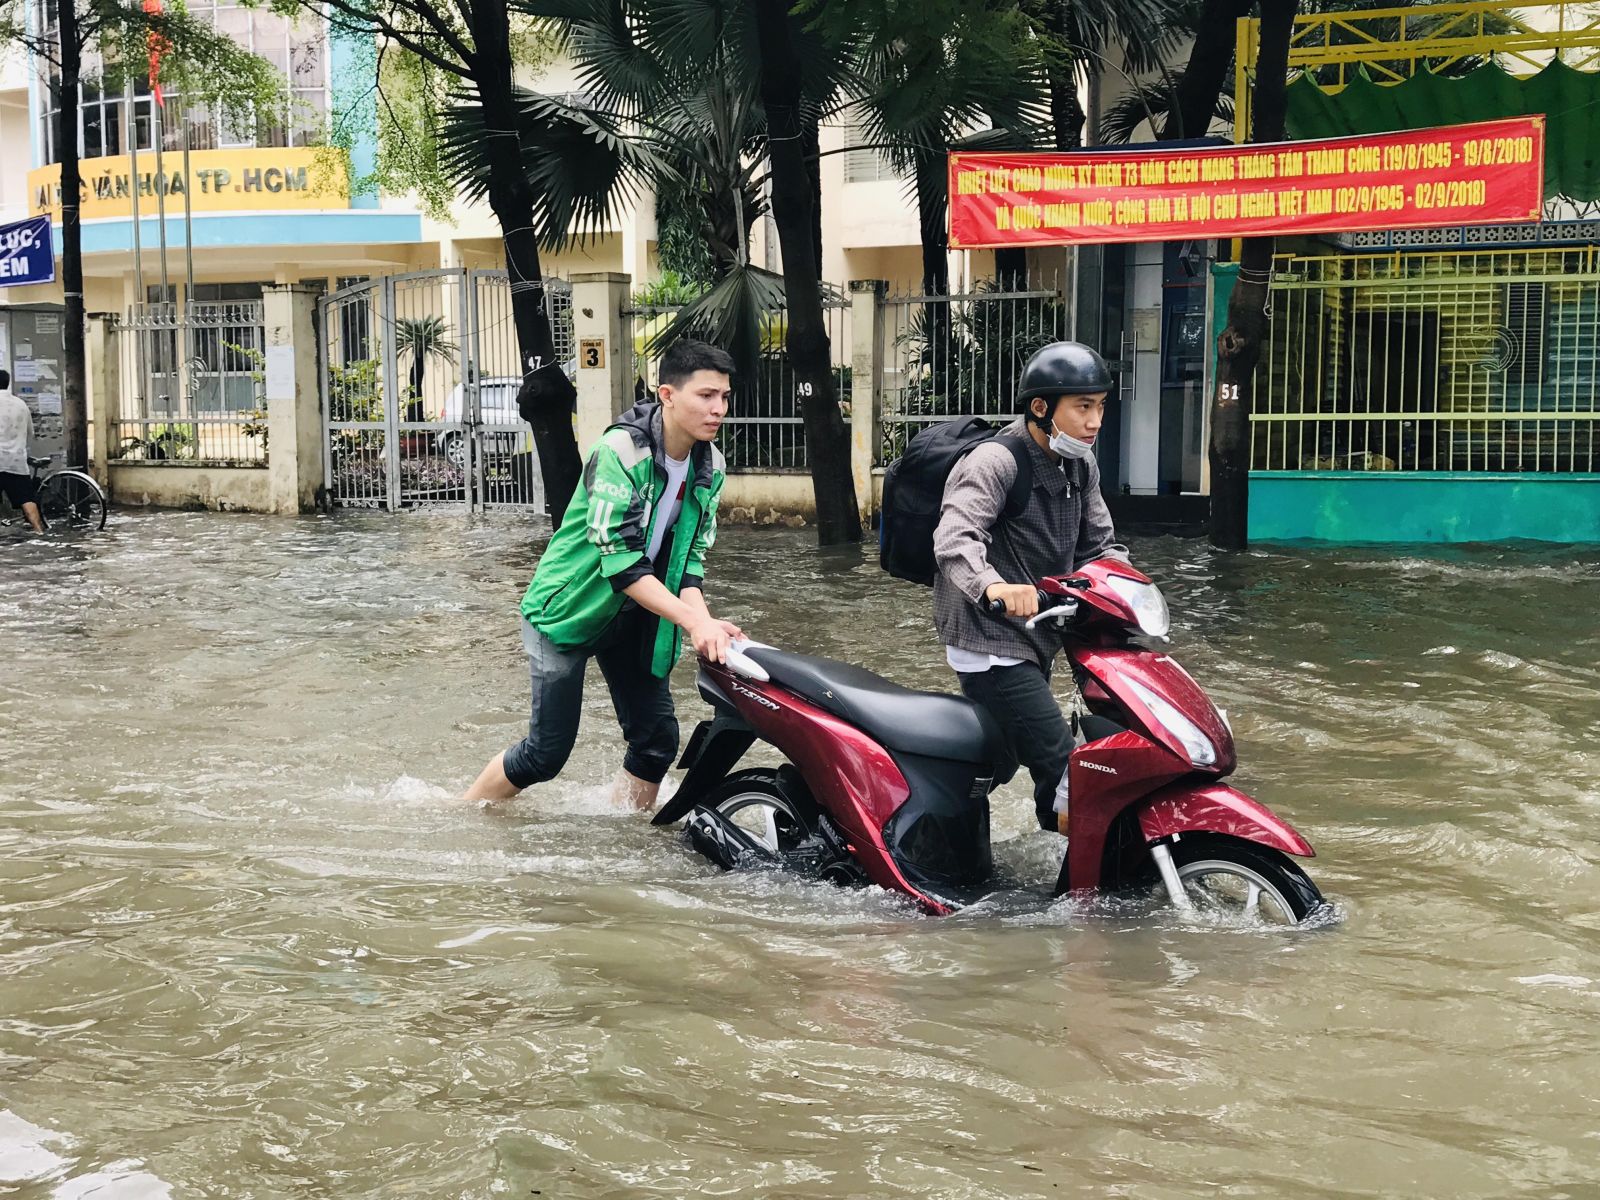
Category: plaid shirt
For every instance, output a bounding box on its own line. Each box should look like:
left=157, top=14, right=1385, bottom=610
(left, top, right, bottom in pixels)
left=932, top=420, right=1121, bottom=672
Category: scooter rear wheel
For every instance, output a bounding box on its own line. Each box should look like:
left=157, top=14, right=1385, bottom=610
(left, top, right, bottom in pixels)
left=709, top=770, right=816, bottom=856
left=1167, top=834, right=1325, bottom=926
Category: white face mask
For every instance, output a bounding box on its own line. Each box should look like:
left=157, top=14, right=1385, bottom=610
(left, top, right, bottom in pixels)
left=1048, top=420, right=1096, bottom=461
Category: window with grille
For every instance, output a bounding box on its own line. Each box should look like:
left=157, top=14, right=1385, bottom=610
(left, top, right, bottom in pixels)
left=33, top=0, right=330, bottom=163
left=1504, top=281, right=1546, bottom=387
left=843, top=117, right=899, bottom=185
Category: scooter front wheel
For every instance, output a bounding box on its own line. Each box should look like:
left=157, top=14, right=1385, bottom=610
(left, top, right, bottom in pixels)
left=1167, top=834, right=1325, bottom=925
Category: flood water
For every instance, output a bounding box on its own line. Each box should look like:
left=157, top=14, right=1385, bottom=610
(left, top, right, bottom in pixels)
left=4, top=510, right=1600, bottom=1198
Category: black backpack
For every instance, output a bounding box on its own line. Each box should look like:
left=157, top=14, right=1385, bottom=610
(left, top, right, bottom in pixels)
left=879, top=417, right=1033, bottom=586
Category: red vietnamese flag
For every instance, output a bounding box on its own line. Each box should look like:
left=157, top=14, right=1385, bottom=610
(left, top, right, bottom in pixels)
left=144, top=0, right=167, bottom=108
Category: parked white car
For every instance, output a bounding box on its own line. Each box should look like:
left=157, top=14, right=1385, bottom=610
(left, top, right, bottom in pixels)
left=434, top=364, right=575, bottom=466
left=433, top=377, right=521, bottom=466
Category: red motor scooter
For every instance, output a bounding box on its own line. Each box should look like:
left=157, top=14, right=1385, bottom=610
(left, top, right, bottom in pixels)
left=654, top=558, right=1324, bottom=923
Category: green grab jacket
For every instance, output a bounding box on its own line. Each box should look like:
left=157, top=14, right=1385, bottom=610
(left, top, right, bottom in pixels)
left=521, top=400, right=725, bottom=678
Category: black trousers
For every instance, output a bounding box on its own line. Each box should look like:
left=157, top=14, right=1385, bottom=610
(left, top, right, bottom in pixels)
left=501, top=612, right=679, bottom=790
left=957, top=661, right=1071, bottom=831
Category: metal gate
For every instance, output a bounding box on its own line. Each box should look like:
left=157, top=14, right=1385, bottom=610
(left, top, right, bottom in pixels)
left=115, top=300, right=268, bottom=464
left=1254, top=248, right=1600, bottom=473
left=321, top=269, right=572, bottom=511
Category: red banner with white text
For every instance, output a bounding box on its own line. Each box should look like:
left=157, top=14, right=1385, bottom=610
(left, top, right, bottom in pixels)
left=948, top=117, right=1545, bottom=248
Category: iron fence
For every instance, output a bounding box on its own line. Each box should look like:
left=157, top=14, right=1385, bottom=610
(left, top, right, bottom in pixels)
left=625, top=294, right=851, bottom=472
left=1255, top=248, right=1600, bottom=473
left=879, top=282, right=1070, bottom=464
left=322, top=270, right=569, bottom=511
left=112, top=301, right=267, bottom=464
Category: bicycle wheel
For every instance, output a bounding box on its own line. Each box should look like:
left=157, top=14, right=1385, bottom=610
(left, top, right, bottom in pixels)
left=37, top=470, right=108, bottom=531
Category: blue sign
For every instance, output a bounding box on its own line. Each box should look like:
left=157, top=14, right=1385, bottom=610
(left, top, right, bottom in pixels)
left=0, top=216, right=56, bottom=289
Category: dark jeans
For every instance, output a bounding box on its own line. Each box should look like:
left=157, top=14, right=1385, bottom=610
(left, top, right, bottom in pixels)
left=501, top=612, right=679, bottom=790
left=957, top=662, right=1071, bottom=831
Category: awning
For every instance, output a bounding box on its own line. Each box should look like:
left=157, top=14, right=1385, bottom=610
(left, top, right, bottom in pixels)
left=1285, top=59, right=1600, bottom=201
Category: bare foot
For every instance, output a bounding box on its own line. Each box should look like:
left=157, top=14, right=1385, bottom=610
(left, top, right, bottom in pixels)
left=609, top=769, right=661, bottom=812
left=463, top=752, right=521, bottom=804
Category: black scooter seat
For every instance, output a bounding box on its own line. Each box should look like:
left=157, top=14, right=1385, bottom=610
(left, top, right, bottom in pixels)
left=744, top=647, right=1004, bottom=765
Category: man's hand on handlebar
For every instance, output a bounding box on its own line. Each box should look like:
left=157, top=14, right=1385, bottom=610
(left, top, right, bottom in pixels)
left=984, top=582, right=1040, bottom=618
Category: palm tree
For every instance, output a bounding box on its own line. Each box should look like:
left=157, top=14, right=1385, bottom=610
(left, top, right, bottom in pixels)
left=839, top=2, right=1053, bottom=299
left=486, top=0, right=862, bottom=543
left=553, top=2, right=772, bottom=286
left=394, top=315, right=458, bottom=424
left=751, top=0, right=860, bottom=544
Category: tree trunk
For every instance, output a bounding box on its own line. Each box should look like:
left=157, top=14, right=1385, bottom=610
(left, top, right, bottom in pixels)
left=407, top=355, right=425, bottom=423
left=58, top=7, right=87, bottom=470
left=912, top=149, right=956, bottom=397
left=1164, top=0, right=1253, bottom=142
left=914, top=151, right=948, bottom=296
left=1017, top=0, right=1085, bottom=150
left=705, top=184, right=740, bottom=281
left=1048, top=71, right=1086, bottom=151
left=1209, top=0, right=1296, bottom=550
left=754, top=0, right=860, bottom=545
left=470, top=0, right=580, bottom=520
left=802, top=118, right=823, bottom=274
left=1033, top=0, right=1085, bottom=152
left=699, top=175, right=759, bottom=282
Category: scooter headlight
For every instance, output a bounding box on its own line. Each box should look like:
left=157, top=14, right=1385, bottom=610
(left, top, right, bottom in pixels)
left=1126, top=677, right=1216, bottom=767
left=1104, top=574, right=1170, bottom=638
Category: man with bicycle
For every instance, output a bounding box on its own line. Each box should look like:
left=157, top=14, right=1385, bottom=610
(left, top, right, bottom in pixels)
left=0, top=369, right=45, bottom=533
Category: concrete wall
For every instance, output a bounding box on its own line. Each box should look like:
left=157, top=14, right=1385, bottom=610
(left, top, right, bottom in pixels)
left=107, top=464, right=273, bottom=511
left=89, top=288, right=325, bottom=514
left=721, top=472, right=885, bottom=526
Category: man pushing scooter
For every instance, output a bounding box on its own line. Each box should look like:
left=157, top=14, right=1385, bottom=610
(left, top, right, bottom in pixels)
left=464, top=340, right=742, bottom=810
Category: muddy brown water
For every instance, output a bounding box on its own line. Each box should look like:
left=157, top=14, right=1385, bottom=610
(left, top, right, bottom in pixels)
left=3, top=511, right=1600, bottom=1198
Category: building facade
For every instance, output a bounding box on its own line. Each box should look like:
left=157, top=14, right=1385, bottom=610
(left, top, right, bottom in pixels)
left=2, top=10, right=1205, bottom=517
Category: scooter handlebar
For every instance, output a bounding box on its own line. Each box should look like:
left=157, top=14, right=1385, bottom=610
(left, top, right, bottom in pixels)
left=984, top=589, right=1082, bottom=629
left=984, top=590, right=1049, bottom=615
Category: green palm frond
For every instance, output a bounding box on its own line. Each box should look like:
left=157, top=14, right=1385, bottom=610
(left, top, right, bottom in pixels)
left=437, top=87, right=664, bottom=248
left=646, top=262, right=785, bottom=388
left=395, top=315, right=457, bottom=362
left=1099, top=69, right=1237, bottom=143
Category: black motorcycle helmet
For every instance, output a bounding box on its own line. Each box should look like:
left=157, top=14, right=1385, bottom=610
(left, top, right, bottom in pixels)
left=1017, top=341, right=1114, bottom=428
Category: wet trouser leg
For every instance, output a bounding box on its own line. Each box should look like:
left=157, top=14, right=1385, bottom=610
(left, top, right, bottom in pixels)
left=501, top=614, right=680, bottom=791
left=957, top=662, right=1071, bottom=831
left=595, top=633, right=679, bottom=784
left=501, top=618, right=590, bottom=790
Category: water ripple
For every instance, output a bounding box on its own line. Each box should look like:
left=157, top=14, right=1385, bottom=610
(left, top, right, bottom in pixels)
left=3, top=513, right=1600, bottom=1196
